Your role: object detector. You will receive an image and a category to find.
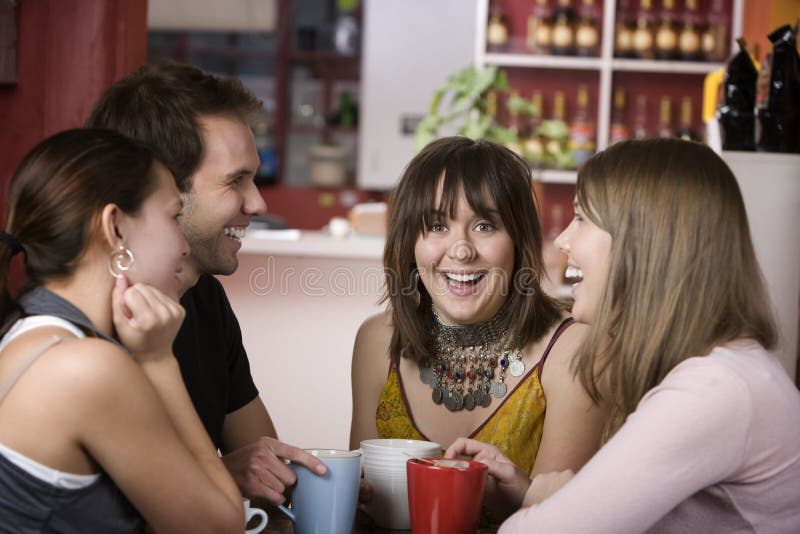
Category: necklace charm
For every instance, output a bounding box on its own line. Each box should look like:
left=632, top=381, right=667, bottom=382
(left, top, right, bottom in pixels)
left=419, top=307, right=522, bottom=412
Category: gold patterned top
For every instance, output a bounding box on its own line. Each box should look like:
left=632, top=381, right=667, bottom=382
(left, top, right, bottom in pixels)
left=376, top=318, right=574, bottom=475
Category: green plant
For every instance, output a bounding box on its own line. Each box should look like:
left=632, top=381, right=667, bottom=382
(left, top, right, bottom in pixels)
left=414, top=65, right=575, bottom=169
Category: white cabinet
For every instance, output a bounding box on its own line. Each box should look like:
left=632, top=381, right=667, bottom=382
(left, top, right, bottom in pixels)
left=474, top=0, right=745, bottom=183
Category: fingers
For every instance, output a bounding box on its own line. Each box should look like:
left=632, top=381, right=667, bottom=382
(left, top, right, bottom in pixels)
left=444, top=437, right=500, bottom=460
left=358, top=477, right=373, bottom=503
left=266, top=439, right=327, bottom=476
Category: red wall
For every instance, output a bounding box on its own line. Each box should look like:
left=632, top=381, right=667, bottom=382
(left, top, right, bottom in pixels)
left=0, top=0, right=147, bottom=221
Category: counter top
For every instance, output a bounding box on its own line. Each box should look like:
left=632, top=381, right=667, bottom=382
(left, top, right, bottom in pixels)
left=241, top=229, right=385, bottom=260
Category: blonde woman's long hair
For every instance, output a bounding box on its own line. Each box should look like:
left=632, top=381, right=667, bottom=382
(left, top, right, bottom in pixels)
left=574, top=139, right=777, bottom=441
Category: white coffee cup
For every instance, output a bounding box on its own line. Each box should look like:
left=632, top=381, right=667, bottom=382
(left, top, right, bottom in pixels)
left=243, top=498, right=268, bottom=534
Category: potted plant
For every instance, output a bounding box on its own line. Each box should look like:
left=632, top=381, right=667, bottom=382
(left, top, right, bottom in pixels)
left=413, top=65, right=574, bottom=170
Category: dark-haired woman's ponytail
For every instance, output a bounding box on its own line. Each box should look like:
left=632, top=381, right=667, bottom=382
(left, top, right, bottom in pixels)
left=0, top=231, right=24, bottom=329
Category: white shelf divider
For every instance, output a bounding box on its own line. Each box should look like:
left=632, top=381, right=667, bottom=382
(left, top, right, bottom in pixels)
left=483, top=53, right=603, bottom=70
left=612, top=58, right=725, bottom=74
left=535, top=169, right=578, bottom=184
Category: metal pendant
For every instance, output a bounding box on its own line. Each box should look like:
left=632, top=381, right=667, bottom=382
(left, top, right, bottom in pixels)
left=463, top=391, right=476, bottom=411
left=446, top=392, right=464, bottom=412
left=492, top=381, right=508, bottom=398
left=509, top=359, right=525, bottom=377
left=420, top=365, right=435, bottom=386
left=472, top=388, right=485, bottom=407
left=480, top=392, right=492, bottom=408
left=432, top=387, right=444, bottom=405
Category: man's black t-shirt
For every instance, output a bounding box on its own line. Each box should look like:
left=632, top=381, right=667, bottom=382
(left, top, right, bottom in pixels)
left=174, top=274, right=259, bottom=449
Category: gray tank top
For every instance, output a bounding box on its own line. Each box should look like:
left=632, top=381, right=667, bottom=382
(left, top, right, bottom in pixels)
left=0, top=313, right=142, bottom=532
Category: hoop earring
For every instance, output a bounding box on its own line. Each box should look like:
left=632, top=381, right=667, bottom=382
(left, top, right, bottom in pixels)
left=108, top=245, right=135, bottom=279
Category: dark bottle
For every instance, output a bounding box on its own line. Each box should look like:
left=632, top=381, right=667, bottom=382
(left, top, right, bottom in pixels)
left=657, top=96, right=673, bottom=138
left=678, top=0, right=703, bottom=61
left=755, top=24, right=800, bottom=153
left=551, top=0, right=577, bottom=55
left=487, top=0, right=511, bottom=52
left=654, top=0, right=680, bottom=60
left=632, top=0, right=656, bottom=60
left=614, top=0, right=635, bottom=58
left=527, top=0, right=554, bottom=54
left=609, top=87, right=631, bottom=144
left=717, top=38, right=758, bottom=151
left=575, top=0, right=600, bottom=56
left=702, top=0, right=729, bottom=62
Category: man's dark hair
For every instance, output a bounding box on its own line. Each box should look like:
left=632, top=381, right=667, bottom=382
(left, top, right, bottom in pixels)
left=87, top=60, right=262, bottom=192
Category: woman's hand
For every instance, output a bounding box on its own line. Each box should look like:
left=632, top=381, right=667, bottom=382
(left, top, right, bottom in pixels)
left=111, top=276, right=185, bottom=361
left=445, top=438, right=532, bottom=515
left=522, top=469, right=575, bottom=507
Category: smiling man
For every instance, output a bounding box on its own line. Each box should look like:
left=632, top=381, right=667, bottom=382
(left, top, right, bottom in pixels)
left=87, top=60, right=326, bottom=506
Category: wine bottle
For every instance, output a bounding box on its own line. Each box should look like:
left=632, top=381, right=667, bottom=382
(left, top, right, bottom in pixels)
left=614, top=0, right=635, bottom=58
left=702, top=0, right=728, bottom=62
left=717, top=38, right=757, bottom=151
left=655, top=0, right=679, bottom=60
left=678, top=0, right=703, bottom=61
left=755, top=24, right=800, bottom=153
left=575, top=0, right=600, bottom=56
left=569, top=85, right=596, bottom=167
left=527, top=0, right=554, bottom=54
left=609, top=87, right=631, bottom=145
left=632, top=0, right=655, bottom=60
left=657, top=96, right=673, bottom=138
left=551, top=0, right=577, bottom=56
left=487, top=0, right=511, bottom=52
left=633, top=94, right=649, bottom=139
left=676, top=97, right=698, bottom=141
left=522, top=91, right=546, bottom=164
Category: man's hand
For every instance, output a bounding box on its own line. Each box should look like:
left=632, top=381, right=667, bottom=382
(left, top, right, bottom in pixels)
left=221, top=437, right=327, bottom=505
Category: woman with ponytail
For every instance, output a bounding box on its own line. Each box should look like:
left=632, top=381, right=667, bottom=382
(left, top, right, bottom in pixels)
left=0, top=129, right=243, bottom=532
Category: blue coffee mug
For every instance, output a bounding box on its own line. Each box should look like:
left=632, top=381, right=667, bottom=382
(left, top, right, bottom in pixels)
left=277, top=449, right=361, bottom=534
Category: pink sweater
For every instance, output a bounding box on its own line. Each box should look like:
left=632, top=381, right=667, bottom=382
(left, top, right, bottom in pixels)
left=500, top=340, right=800, bottom=533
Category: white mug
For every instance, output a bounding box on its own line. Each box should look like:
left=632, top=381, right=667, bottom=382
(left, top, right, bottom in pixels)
left=243, top=498, right=268, bottom=534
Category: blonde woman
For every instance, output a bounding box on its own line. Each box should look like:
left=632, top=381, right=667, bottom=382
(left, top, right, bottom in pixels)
left=447, top=138, right=800, bottom=532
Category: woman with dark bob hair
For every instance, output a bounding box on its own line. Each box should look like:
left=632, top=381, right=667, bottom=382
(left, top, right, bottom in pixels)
left=448, top=138, right=800, bottom=532
left=350, top=136, right=608, bottom=524
left=0, top=129, right=243, bottom=532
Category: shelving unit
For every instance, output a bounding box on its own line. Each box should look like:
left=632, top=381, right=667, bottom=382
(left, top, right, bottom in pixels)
left=474, top=0, right=744, bottom=184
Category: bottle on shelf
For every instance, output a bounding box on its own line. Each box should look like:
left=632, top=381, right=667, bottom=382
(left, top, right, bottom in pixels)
left=575, top=0, right=600, bottom=57
left=505, top=90, right=524, bottom=155
left=702, top=0, right=729, bottom=62
left=486, top=90, right=499, bottom=122
left=568, top=84, right=596, bottom=167
left=551, top=0, right=577, bottom=56
left=522, top=90, right=545, bottom=164
left=718, top=38, right=758, bottom=151
left=654, top=0, right=679, bottom=60
left=542, top=203, right=567, bottom=294
left=609, top=87, right=631, bottom=145
left=527, top=0, right=554, bottom=55
left=633, top=94, right=649, bottom=139
left=657, top=96, right=673, bottom=138
left=676, top=97, right=698, bottom=141
left=486, top=0, right=511, bottom=52
left=678, top=0, right=703, bottom=61
left=614, top=0, right=635, bottom=58
left=543, top=90, right=570, bottom=167
left=632, top=0, right=656, bottom=60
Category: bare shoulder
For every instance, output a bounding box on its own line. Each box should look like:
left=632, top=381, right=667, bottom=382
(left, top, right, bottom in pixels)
left=541, top=319, right=589, bottom=379
left=37, top=338, right=143, bottom=401
left=353, top=310, right=393, bottom=363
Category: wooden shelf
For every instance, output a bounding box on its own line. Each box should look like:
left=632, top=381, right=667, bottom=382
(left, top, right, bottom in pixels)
left=534, top=169, right=577, bottom=184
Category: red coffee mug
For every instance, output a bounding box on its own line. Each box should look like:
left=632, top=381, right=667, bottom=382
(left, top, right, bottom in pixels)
left=406, top=458, right=488, bottom=534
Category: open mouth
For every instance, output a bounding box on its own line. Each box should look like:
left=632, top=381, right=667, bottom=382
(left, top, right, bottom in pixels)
left=564, top=266, right=584, bottom=284
left=442, top=271, right=486, bottom=290
left=223, top=226, right=246, bottom=242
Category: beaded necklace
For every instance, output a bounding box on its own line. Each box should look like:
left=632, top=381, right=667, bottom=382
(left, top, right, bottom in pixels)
left=419, top=307, right=525, bottom=412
